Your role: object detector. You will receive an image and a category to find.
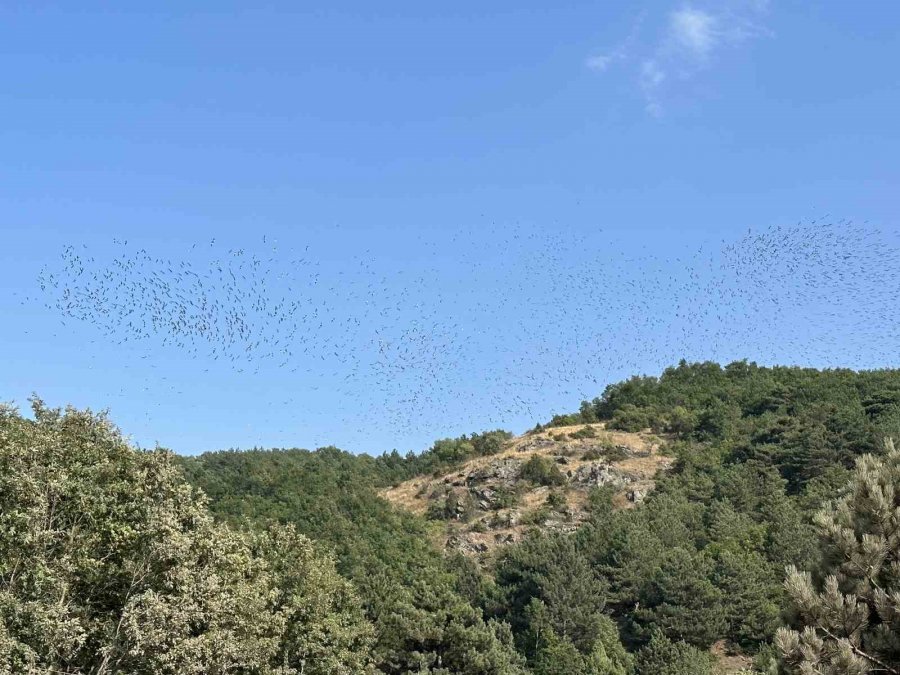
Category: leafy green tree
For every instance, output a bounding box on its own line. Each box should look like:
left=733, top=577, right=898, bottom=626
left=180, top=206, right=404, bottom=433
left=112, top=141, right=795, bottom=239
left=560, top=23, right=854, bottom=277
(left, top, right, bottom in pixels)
left=0, top=400, right=374, bottom=674
left=357, top=569, right=527, bottom=674
left=185, top=439, right=526, bottom=674
left=531, top=626, right=589, bottom=675
left=608, top=404, right=652, bottom=433
left=664, top=406, right=697, bottom=436
left=250, top=523, right=376, bottom=674
left=520, top=454, right=566, bottom=487
left=777, top=440, right=900, bottom=674
left=582, top=615, right=634, bottom=675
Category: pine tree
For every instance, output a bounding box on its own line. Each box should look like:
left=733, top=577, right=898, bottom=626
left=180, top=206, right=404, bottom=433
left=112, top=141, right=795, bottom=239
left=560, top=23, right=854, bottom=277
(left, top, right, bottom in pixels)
left=633, top=630, right=713, bottom=675
left=776, top=439, right=900, bottom=674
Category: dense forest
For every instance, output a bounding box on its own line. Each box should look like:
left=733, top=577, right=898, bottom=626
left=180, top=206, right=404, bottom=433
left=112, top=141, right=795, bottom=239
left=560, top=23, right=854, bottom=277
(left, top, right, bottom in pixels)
left=5, top=360, right=900, bottom=673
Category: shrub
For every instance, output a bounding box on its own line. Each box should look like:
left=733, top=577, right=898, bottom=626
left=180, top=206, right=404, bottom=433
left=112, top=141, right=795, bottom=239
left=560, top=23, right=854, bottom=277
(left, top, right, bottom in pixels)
left=608, top=404, right=652, bottom=432
left=582, top=447, right=604, bottom=461
left=520, top=455, right=567, bottom=487
left=570, top=425, right=598, bottom=440
left=494, top=485, right=523, bottom=509
left=547, top=490, right=568, bottom=510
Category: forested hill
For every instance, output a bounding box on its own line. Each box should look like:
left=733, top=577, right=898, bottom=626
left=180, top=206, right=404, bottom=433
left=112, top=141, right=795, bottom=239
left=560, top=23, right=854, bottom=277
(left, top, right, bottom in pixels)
left=546, top=360, right=900, bottom=491
left=7, top=361, right=900, bottom=673
left=179, top=361, right=900, bottom=674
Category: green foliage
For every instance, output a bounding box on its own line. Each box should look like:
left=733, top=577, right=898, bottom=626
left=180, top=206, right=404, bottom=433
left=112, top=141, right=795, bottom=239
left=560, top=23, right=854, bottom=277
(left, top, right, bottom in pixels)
left=0, top=400, right=374, bottom=674
left=403, top=430, right=514, bottom=476
left=561, top=360, right=899, bottom=491
left=632, top=547, right=727, bottom=648
left=776, top=439, right=900, bottom=673
left=183, top=438, right=526, bottom=674
left=608, top=404, right=653, bottom=432
left=662, top=405, right=697, bottom=436
left=582, top=447, right=604, bottom=461
left=492, top=485, right=524, bottom=510
left=712, top=549, right=783, bottom=648
left=496, top=533, right=608, bottom=654
left=571, top=425, right=598, bottom=440
left=10, top=360, right=900, bottom=671
left=428, top=489, right=477, bottom=522
left=548, top=413, right=582, bottom=427
left=520, top=454, right=566, bottom=487
left=546, top=490, right=567, bottom=510
left=633, top=630, right=714, bottom=675
left=530, top=615, right=632, bottom=675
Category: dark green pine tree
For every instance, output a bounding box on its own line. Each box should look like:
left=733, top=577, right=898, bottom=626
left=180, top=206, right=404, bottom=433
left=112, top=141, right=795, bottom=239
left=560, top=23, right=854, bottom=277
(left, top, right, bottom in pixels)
left=633, top=630, right=714, bottom=675
left=497, top=532, right=609, bottom=653
left=633, top=547, right=728, bottom=648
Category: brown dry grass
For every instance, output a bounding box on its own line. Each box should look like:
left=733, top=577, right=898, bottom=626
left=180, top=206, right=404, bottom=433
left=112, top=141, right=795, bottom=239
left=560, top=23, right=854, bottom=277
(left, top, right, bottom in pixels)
left=710, top=640, right=753, bottom=673
left=379, top=423, right=674, bottom=555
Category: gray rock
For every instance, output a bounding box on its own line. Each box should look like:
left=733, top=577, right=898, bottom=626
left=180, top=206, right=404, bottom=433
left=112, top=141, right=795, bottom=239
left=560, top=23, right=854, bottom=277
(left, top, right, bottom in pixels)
left=467, top=457, right=523, bottom=486
left=572, top=462, right=630, bottom=488
left=447, top=534, right=489, bottom=554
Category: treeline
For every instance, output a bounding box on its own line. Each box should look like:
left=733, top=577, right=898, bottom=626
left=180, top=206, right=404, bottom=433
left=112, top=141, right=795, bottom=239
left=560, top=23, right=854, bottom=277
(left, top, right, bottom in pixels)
left=180, top=444, right=529, bottom=674
left=549, top=360, right=900, bottom=491
left=6, top=361, right=900, bottom=673
left=181, top=362, right=900, bottom=673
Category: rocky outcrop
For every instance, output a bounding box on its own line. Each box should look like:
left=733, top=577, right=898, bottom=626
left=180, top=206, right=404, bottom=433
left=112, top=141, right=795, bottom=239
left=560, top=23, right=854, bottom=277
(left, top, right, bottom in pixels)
left=570, top=461, right=631, bottom=489
left=447, top=534, right=489, bottom=554
left=380, top=423, right=672, bottom=558
left=466, top=457, right=523, bottom=486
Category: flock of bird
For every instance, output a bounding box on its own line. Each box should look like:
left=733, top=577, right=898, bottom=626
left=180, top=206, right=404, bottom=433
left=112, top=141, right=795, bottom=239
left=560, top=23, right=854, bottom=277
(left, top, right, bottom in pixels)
left=35, top=219, right=900, bottom=450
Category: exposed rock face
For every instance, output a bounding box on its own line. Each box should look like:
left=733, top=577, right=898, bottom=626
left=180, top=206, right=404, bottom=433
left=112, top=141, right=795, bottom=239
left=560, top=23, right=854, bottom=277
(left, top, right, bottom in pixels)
left=472, top=487, right=496, bottom=510
left=447, top=534, right=489, bottom=554
left=467, top=457, right=523, bottom=486
left=379, top=423, right=672, bottom=558
left=571, top=462, right=631, bottom=489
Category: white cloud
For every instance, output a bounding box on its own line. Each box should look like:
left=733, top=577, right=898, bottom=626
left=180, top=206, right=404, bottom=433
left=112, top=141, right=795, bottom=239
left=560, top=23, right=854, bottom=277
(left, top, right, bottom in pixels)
left=585, top=1, right=771, bottom=116
left=670, top=7, right=718, bottom=57
left=584, top=11, right=646, bottom=75
left=639, top=60, right=666, bottom=116
left=585, top=54, right=615, bottom=72
left=640, top=59, right=666, bottom=88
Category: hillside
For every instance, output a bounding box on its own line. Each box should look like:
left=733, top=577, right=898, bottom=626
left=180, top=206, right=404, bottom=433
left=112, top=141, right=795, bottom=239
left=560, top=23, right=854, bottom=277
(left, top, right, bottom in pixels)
left=382, top=423, right=673, bottom=557
left=12, top=362, right=900, bottom=673
left=180, top=361, right=900, bottom=674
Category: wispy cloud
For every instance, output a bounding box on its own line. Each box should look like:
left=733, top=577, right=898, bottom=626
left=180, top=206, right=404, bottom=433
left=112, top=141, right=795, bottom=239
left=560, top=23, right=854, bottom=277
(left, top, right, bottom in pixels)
left=670, top=7, right=718, bottom=57
left=585, top=11, right=646, bottom=74
left=585, top=54, right=617, bottom=72
left=639, top=59, right=667, bottom=116
left=586, top=1, right=771, bottom=115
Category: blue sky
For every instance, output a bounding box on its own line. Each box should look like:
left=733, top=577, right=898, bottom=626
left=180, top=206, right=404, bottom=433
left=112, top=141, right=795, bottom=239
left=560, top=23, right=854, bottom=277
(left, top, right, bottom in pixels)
left=1, top=2, right=899, bottom=455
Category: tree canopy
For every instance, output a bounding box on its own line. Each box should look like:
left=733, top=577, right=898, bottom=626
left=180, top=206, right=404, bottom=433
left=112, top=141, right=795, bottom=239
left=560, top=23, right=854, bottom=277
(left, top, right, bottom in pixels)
left=8, top=360, right=900, bottom=672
